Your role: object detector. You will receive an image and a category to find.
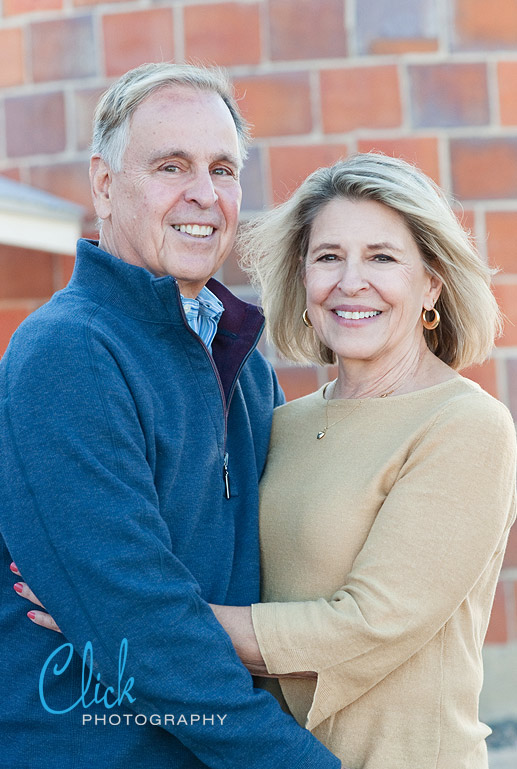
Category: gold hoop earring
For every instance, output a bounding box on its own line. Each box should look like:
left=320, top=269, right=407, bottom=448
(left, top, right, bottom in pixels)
left=422, top=307, right=440, bottom=330
left=302, top=309, right=313, bottom=328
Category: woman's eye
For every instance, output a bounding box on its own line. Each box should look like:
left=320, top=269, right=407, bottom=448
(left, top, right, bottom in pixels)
left=318, top=253, right=338, bottom=262
left=373, top=254, right=394, bottom=262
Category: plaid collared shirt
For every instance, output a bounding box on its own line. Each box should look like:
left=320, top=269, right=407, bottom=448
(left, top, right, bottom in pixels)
left=180, top=285, right=224, bottom=353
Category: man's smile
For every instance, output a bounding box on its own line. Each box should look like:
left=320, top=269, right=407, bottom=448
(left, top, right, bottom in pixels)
left=172, top=224, right=215, bottom=238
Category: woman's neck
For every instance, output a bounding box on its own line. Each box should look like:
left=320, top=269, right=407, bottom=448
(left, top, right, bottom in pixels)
left=331, top=343, right=456, bottom=400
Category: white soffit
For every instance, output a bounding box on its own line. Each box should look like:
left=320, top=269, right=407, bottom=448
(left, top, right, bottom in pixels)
left=0, top=177, right=84, bottom=255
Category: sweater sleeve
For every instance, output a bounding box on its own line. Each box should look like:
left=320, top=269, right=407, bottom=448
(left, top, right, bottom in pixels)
left=0, top=322, right=339, bottom=769
left=251, top=392, right=517, bottom=730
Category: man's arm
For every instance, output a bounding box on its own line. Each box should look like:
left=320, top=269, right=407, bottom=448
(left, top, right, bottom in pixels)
left=0, top=321, right=340, bottom=769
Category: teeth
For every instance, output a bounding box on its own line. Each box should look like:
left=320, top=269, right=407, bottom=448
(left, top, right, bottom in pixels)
left=335, top=310, right=381, bottom=320
left=173, top=224, right=214, bottom=237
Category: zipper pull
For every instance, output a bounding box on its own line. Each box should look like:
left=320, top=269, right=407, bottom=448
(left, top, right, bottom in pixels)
left=223, top=452, right=231, bottom=499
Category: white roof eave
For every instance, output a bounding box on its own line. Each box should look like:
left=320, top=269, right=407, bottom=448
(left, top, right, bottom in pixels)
left=0, top=177, right=84, bottom=255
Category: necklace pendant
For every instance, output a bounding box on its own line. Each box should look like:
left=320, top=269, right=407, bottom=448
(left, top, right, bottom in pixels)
left=316, top=430, right=326, bottom=440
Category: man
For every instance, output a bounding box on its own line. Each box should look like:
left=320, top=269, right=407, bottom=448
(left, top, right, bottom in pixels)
left=0, top=64, right=340, bottom=768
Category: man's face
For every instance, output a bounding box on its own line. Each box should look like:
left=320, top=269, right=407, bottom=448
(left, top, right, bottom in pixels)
left=91, top=85, right=243, bottom=298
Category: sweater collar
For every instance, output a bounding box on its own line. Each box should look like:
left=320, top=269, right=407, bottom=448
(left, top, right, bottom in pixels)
left=69, top=239, right=265, bottom=399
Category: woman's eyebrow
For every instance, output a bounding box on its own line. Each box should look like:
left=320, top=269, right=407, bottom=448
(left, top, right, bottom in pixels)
left=366, top=241, right=404, bottom=253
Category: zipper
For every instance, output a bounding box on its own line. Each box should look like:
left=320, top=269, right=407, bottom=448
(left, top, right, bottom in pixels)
left=176, top=293, right=265, bottom=500
left=223, top=452, right=231, bottom=500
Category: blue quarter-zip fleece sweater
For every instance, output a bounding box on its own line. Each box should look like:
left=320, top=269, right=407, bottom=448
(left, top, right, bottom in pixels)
left=0, top=240, right=339, bottom=769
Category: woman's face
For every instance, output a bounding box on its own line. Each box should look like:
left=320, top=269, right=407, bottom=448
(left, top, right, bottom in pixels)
left=304, top=197, right=442, bottom=368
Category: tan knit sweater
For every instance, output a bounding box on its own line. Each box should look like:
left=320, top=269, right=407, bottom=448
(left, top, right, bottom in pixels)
left=251, top=377, right=516, bottom=769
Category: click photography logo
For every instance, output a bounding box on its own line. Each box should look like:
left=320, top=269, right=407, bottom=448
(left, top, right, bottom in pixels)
left=38, top=637, right=228, bottom=727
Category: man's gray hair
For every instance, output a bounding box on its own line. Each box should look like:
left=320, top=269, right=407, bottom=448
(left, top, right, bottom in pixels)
left=91, top=62, right=250, bottom=171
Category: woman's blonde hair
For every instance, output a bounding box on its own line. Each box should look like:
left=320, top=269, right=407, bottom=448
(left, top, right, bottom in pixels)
left=239, top=153, right=501, bottom=370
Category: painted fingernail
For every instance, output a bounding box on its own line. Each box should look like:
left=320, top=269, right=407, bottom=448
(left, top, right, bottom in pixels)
left=27, top=611, right=36, bottom=620
left=10, top=562, right=18, bottom=573
left=13, top=582, right=23, bottom=594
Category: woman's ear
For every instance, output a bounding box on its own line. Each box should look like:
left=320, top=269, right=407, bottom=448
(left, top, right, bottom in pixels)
left=424, top=273, right=443, bottom=310
left=90, top=155, right=112, bottom=221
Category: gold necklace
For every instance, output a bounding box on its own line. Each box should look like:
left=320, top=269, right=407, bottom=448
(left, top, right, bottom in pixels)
left=316, top=383, right=395, bottom=440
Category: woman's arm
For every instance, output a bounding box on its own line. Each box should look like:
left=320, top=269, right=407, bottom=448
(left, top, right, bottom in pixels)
left=13, top=570, right=316, bottom=680
left=209, top=603, right=316, bottom=679
left=251, top=394, right=517, bottom=730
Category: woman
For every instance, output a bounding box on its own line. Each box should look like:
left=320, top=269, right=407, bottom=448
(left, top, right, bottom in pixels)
left=219, top=153, right=517, bottom=768
left=16, top=154, right=517, bottom=768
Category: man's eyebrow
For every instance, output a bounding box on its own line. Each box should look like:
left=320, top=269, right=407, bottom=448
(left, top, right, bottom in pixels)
left=148, top=149, right=241, bottom=169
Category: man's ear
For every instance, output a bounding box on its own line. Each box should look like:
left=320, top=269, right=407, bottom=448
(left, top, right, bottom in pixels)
left=90, top=155, right=112, bottom=221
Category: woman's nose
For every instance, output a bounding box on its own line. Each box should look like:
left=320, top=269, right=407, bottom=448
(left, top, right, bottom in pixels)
left=336, top=259, right=369, bottom=294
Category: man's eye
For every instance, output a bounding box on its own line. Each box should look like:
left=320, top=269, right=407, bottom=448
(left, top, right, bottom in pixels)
left=162, top=165, right=180, bottom=172
left=212, top=167, right=233, bottom=176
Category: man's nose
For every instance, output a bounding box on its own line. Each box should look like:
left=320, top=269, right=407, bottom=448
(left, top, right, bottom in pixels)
left=184, top=169, right=218, bottom=208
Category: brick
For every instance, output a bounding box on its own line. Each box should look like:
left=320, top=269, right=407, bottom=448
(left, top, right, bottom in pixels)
left=450, top=139, right=517, bottom=200
left=493, top=284, right=517, bottom=347
left=321, top=67, right=402, bottom=133
left=5, top=93, right=66, bottom=157
left=513, top=583, right=517, bottom=640
left=409, top=63, right=489, bottom=129
left=185, top=3, right=261, bottom=66
left=486, top=212, right=517, bottom=273
left=0, top=305, right=35, bottom=357
left=82, top=218, right=100, bottom=240
left=452, top=0, right=517, bottom=51
left=103, top=9, right=174, bottom=78
left=268, top=0, right=347, bottom=60
left=0, top=246, right=54, bottom=300
left=485, top=581, right=508, bottom=644
left=57, top=254, right=76, bottom=289
left=370, top=38, right=438, bottom=54
left=74, top=88, right=105, bottom=151
left=498, top=61, right=517, bottom=126
left=455, top=208, right=476, bottom=237
left=221, top=240, right=247, bottom=287
left=31, top=17, right=96, bottom=82
left=269, top=143, right=348, bottom=204
left=357, top=137, right=440, bottom=186
left=0, top=28, right=24, bottom=87
left=460, top=359, right=498, bottom=398
left=233, top=73, right=312, bottom=137
left=30, top=161, right=93, bottom=213
left=0, top=169, right=22, bottom=182
left=74, top=0, right=126, bottom=5
left=4, top=0, right=62, bottom=14
left=357, top=0, right=438, bottom=55
left=240, top=147, right=266, bottom=212
left=276, top=366, right=320, bottom=402
left=506, top=357, right=517, bottom=420
left=504, top=522, right=517, bottom=568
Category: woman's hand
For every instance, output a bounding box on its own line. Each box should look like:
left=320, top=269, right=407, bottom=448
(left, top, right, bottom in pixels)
left=10, top=562, right=62, bottom=633
left=209, top=603, right=316, bottom=679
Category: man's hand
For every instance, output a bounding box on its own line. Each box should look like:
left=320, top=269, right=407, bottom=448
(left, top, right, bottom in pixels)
left=10, top=562, right=62, bottom=633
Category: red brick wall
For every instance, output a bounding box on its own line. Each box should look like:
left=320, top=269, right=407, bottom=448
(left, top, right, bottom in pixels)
left=1, top=0, right=516, bottom=654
